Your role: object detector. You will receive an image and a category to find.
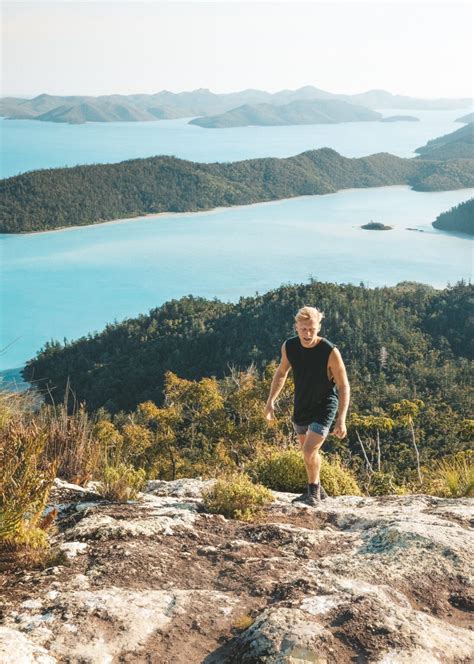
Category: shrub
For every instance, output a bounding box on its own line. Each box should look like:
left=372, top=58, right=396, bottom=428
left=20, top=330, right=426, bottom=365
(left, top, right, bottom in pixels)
left=0, top=420, right=56, bottom=564
left=202, top=473, right=274, bottom=520
left=423, top=451, right=474, bottom=498
left=321, top=455, right=362, bottom=496
left=368, top=471, right=407, bottom=496
left=247, top=447, right=306, bottom=493
left=247, top=447, right=361, bottom=496
left=97, top=463, right=147, bottom=502
left=232, top=614, right=255, bottom=631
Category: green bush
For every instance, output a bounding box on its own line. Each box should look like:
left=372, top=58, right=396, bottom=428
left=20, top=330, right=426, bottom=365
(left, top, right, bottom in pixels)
left=202, top=473, right=274, bottom=521
left=368, top=471, right=407, bottom=496
left=97, top=463, right=146, bottom=502
left=423, top=451, right=473, bottom=498
left=247, top=447, right=361, bottom=496
left=247, top=447, right=306, bottom=493
left=321, top=455, right=362, bottom=496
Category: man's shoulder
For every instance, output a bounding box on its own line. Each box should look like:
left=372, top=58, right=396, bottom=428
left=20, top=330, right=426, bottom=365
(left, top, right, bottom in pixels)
left=320, top=337, right=336, bottom=349
left=283, top=336, right=299, bottom=358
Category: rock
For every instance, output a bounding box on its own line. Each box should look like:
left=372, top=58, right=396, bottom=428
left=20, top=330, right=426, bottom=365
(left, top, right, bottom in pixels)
left=0, top=627, right=56, bottom=664
left=231, top=607, right=334, bottom=663
left=58, top=542, right=88, bottom=560
left=65, top=501, right=197, bottom=540
left=145, top=478, right=216, bottom=498
left=1, top=479, right=472, bottom=663
left=20, top=599, right=43, bottom=610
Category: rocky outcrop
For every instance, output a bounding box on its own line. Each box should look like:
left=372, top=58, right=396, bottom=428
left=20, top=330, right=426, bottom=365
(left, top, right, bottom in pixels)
left=0, top=479, right=472, bottom=663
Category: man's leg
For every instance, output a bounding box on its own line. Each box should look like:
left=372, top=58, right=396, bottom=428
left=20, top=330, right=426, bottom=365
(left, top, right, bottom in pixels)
left=292, top=431, right=327, bottom=504
left=302, top=430, right=326, bottom=485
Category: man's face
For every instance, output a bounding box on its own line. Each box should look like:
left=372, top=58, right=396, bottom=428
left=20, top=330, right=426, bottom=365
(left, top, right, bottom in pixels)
left=295, top=319, right=319, bottom=347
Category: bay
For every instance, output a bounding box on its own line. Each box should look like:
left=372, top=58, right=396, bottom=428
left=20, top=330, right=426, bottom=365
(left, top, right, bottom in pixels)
left=1, top=108, right=470, bottom=178
left=1, top=185, right=472, bottom=372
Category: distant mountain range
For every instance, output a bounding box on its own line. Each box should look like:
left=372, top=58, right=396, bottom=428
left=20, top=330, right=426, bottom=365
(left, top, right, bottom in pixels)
left=1, top=86, right=472, bottom=124
left=415, top=123, right=474, bottom=160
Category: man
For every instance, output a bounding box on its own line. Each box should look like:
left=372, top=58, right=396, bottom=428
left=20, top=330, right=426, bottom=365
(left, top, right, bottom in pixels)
left=264, top=306, right=350, bottom=505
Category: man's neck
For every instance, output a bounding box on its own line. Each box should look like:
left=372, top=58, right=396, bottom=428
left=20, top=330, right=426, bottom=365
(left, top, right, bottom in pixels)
left=300, top=335, right=321, bottom=348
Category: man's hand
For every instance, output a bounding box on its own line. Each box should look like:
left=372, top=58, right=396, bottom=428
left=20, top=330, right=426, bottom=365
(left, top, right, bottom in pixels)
left=332, top=418, right=347, bottom=439
left=264, top=402, right=275, bottom=424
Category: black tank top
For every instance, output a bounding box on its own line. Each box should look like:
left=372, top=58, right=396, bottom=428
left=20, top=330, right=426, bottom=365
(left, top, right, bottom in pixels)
left=285, top=336, right=338, bottom=425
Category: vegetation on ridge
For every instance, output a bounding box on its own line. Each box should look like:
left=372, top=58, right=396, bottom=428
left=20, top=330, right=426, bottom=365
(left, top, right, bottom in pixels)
left=22, top=280, right=473, bottom=486
left=415, top=123, right=474, bottom=161
left=432, top=198, right=474, bottom=235
left=2, top=148, right=473, bottom=233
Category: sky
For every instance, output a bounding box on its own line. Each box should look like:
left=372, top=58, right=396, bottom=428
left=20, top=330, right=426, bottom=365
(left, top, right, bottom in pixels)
left=1, top=1, right=473, bottom=99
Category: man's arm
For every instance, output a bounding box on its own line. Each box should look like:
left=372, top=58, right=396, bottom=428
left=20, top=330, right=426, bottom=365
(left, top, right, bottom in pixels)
left=328, top=347, right=350, bottom=438
left=264, top=342, right=291, bottom=422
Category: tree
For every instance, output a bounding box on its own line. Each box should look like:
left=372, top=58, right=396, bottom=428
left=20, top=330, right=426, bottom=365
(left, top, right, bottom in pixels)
left=391, top=400, right=425, bottom=484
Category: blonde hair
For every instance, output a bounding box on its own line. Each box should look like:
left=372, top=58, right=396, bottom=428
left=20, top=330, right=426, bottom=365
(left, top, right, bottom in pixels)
left=294, top=306, right=325, bottom=332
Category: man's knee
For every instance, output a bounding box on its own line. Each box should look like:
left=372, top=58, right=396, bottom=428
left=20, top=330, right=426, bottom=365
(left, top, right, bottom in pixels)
left=297, top=434, right=306, bottom=449
left=302, top=432, right=325, bottom=459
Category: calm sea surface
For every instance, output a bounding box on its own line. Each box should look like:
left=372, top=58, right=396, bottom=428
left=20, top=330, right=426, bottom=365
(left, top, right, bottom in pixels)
left=1, top=185, right=473, bottom=372
left=0, top=108, right=470, bottom=177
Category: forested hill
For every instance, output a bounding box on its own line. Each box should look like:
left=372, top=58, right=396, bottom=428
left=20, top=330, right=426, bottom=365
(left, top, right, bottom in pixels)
left=456, top=112, right=474, bottom=124
left=24, top=281, right=473, bottom=435
left=433, top=198, right=474, bottom=235
left=2, top=149, right=474, bottom=233
left=415, top=123, right=474, bottom=160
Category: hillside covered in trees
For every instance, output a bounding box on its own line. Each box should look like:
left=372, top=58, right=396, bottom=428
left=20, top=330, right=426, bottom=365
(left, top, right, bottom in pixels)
left=2, top=149, right=474, bottom=233
left=433, top=198, right=474, bottom=235
left=456, top=112, right=474, bottom=123
left=24, top=280, right=473, bottom=470
left=415, top=123, right=474, bottom=160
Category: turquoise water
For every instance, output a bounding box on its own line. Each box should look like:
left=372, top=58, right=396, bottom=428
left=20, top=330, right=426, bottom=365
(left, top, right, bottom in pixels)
left=1, top=108, right=469, bottom=178
left=1, top=185, right=472, bottom=371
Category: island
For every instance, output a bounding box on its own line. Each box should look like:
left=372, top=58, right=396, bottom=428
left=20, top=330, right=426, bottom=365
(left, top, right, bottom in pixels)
left=189, top=99, right=382, bottom=128
left=415, top=123, right=474, bottom=160
left=380, top=115, right=419, bottom=123
left=2, top=147, right=473, bottom=233
left=432, top=198, right=473, bottom=235
left=361, top=221, right=393, bottom=230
